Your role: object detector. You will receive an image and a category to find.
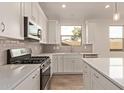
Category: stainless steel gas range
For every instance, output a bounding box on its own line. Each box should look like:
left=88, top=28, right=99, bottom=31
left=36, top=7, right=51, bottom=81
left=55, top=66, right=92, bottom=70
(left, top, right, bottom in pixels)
left=7, top=48, right=51, bottom=90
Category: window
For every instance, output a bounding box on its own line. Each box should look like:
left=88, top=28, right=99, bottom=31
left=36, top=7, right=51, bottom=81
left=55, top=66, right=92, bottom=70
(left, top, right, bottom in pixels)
left=109, top=26, right=123, bottom=51
left=61, top=26, right=82, bottom=46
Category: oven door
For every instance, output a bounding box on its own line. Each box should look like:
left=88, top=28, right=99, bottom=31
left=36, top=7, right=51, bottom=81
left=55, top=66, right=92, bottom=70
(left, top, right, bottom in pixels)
left=41, top=65, right=51, bottom=90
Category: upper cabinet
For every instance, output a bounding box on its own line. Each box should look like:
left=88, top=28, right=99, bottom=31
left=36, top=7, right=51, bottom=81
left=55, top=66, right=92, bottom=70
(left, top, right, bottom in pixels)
left=0, top=2, right=48, bottom=42
left=23, top=2, right=48, bottom=43
left=0, top=3, right=24, bottom=40
left=38, top=5, right=48, bottom=43
left=47, top=20, right=61, bottom=44
left=23, top=2, right=32, bottom=18
left=23, top=3, right=39, bottom=25
left=32, top=3, right=39, bottom=24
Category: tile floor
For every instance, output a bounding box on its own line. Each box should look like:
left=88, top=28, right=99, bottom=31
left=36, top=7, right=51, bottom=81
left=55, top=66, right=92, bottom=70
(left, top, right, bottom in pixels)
left=49, top=74, right=84, bottom=90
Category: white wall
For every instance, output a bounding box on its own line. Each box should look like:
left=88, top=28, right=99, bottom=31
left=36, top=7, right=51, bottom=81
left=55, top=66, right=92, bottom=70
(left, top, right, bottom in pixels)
left=86, top=19, right=110, bottom=57
left=86, top=19, right=124, bottom=58
left=110, top=52, right=124, bottom=57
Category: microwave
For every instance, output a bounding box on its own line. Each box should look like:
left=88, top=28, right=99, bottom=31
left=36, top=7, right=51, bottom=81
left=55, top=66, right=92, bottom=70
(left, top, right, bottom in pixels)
left=24, top=17, right=42, bottom=40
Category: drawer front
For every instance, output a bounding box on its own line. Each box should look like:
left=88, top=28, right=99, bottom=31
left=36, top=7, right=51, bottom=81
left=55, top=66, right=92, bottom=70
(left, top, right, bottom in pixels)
left=92, top=69, right=121, bottom=90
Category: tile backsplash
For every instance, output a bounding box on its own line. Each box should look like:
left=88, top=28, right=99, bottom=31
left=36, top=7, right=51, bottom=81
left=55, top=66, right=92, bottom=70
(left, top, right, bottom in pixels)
left=42, top=44, right=92, bottom=53
left=0, top=39, right=42, bottom=65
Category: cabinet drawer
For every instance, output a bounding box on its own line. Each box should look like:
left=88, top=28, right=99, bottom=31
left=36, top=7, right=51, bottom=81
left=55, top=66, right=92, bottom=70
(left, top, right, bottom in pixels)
left=92, top=69, right=121, bottom=90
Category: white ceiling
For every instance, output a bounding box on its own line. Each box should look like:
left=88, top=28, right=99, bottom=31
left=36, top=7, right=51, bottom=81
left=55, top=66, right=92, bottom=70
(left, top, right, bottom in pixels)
left=39, top=2, right=124, bottom=21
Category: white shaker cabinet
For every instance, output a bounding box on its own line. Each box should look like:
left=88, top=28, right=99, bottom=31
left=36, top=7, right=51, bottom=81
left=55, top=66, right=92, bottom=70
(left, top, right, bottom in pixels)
left=82, top=62, right=92, bottom=89
left=38, top=6, right=48, bottom=43
left=57, top=55, right=64, bottom=73
left=63, top=54, right=83, bottom=73
left=23, top=3, right=40, bottom=25
left=14, top=68, right=40, bottom=90
left=63, top=57, right=74, bottom=73
left=74, top=59, right=83, bottom=73
left=82, top=60, right=121, bottom=90
left=91, top=69, right=121, bottom=90
left=0, top=3, right=23, bottom=39
left=51, top=54, right=83, bottom=74
left=23, top=2, right=32, bottom=18
left=51, top=55, right=58, bottom=74
left=32, top=3, right=39, bottom=24
left=47, top=20, right=60, bottom=44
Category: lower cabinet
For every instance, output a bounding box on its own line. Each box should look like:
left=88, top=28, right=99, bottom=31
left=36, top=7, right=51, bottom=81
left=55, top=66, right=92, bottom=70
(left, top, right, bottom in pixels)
left=51, top=54, right=83, bottom=74
left=91, top=69, right=121, bottom=90
left=74, top=59, right=83, bottom=73
left=63, top=58, right=74, bottom=73
left=82, top=62, right=92, bottom=89
left=51, top=55, right=58, bottom=74
left=14, top=68, right=40, bottom=90
left=57, top=55, right=64, bottom=72
left=82, top=61, right=121, bottom=90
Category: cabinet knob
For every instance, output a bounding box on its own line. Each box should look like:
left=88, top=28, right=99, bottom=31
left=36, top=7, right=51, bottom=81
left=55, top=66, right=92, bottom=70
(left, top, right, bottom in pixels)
left=94, top=73, right=99, bottom=78
left=32, top=74, right=37, bottom=79
left=1, top=22, right=5, bottom=32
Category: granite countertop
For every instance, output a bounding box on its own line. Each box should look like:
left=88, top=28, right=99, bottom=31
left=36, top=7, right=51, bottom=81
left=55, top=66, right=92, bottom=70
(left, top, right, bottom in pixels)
left=0, top=64, right=41, bottom=90
left=82, top=58, right=124, bottom=89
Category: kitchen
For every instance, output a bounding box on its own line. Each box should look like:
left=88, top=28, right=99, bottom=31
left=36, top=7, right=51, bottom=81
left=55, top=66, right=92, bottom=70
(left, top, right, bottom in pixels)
left=0, top=1, right=124, bottom=90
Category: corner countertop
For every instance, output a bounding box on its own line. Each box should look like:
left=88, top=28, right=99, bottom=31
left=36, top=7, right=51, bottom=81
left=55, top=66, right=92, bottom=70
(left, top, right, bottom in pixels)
left=82, top=58, right=124, bottom=89
left=0, top=64, right=41, bottom=90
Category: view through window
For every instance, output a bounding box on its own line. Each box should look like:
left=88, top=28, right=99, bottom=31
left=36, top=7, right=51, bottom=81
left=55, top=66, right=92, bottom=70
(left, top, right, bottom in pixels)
left=109, top=26, right=123, bottom=51
left=61, top=26, right=82, bottom=46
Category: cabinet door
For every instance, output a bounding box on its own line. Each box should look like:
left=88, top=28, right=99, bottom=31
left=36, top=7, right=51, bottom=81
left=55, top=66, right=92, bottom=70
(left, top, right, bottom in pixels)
left=32, top=3, right=39, bottom=23
left=14, top=68, right=40, bottom=90
left=55, top=22, right=61, bottom=44
left=48, top=21, right=56, bottom=44
left=92, top=72, right=104, bottom=90
left=57, top=55, right=64, bottom=72
left=74, top=59, right=83, bottom=73
left=92, top=79, right=104, bottom=90
left=63, top=58, right=74, bottom=73
left=38, top=6, right=48, bottom=43
left=83, top=75, right=92, bottom=90
left=52, top=55, right=58, bottom=74
left=0, top=3, right=22, bottom=39
left=82, top=62, right=92, bottom=89
left=91, top=69, right=121, bottom=90
left=23, top=2, right=32, bottom=17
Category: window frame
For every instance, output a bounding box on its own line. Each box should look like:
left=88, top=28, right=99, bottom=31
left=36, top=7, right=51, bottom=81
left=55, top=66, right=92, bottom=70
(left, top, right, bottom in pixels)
left=109, top=25, right=124, bottom=51
left=60, top=25, right=82, bottom=46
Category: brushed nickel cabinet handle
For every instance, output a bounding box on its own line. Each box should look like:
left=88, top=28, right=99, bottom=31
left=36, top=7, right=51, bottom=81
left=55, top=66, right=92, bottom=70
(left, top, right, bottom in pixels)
left=1, top=22, right=5, bottom=32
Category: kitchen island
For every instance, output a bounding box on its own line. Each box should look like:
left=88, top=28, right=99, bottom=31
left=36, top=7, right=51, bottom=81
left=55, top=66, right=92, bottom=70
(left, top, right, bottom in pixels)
left=82, top=58, right=124, bottom=90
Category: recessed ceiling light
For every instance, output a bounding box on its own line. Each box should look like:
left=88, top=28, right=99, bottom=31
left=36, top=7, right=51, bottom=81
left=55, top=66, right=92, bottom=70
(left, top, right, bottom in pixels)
left=105, top=5, right=110, bottom=9
left=62, top=4, right=66, bottom=8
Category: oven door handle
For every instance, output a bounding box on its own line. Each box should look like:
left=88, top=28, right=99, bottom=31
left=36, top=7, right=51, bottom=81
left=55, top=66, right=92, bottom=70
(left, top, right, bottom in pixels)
left=42, top=65, right=50, bottom=73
